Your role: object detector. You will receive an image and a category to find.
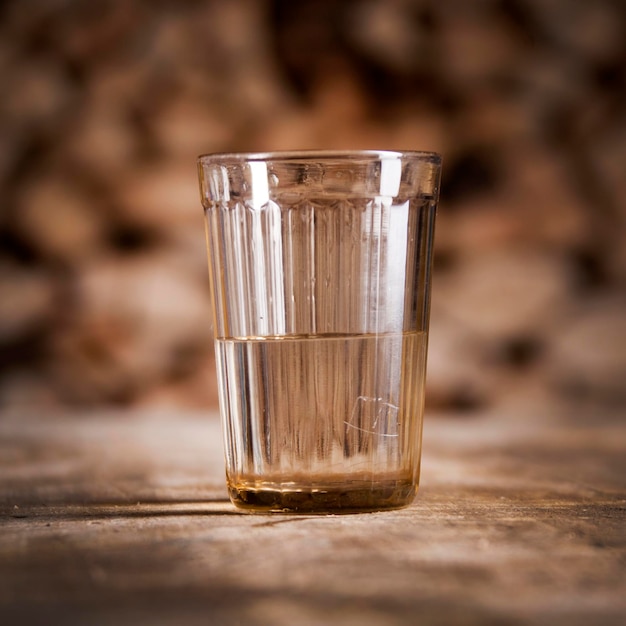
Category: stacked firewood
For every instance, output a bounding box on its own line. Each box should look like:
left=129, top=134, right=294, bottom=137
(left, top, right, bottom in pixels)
left=0, top=0, right=624, bottom=413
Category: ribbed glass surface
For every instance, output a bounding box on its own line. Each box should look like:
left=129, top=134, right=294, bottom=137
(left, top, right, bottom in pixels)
left=199, top=151, right=440, bottom=512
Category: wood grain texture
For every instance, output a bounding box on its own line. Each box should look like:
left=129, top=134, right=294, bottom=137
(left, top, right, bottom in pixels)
left=1, top=409, right=624, bottom=625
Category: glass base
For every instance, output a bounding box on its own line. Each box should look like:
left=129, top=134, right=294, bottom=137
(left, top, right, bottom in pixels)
left=227, top=476, right=417, bottom=514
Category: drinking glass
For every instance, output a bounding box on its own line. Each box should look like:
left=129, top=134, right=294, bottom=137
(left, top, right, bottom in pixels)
left=198, top=150, right=442, bottom=512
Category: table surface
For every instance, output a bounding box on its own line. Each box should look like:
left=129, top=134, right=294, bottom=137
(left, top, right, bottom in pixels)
left=1, top=406, right=624, bottom=626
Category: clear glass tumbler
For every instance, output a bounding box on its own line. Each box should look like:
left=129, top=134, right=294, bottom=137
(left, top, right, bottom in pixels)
left=198, top=150, right=441, bottom=513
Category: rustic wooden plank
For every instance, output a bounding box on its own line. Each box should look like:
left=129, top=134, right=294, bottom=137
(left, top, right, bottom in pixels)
left=0, top=409, right=624, bottom=625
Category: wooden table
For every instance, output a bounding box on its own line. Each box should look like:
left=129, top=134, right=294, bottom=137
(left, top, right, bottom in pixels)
left=1, top=407, right=624, bottom=625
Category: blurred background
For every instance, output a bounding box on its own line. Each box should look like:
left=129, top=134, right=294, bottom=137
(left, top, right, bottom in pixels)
left=0, top=0, right=624, bottom=417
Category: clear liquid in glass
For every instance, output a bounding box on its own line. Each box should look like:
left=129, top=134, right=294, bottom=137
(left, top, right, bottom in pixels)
left=215, top=331, right=427, bottom=512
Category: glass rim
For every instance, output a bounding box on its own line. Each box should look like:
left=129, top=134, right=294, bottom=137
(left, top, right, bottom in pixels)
left=198, top=149, right=442, bottom=165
